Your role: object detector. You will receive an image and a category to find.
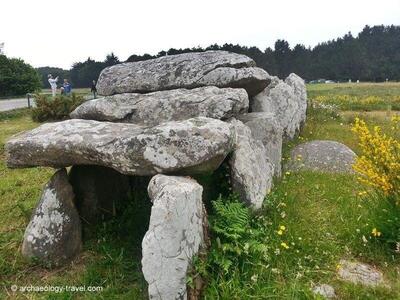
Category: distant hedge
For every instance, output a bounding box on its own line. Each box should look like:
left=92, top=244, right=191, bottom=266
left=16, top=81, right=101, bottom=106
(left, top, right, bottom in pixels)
left=0, top=55, right=41, bottom=97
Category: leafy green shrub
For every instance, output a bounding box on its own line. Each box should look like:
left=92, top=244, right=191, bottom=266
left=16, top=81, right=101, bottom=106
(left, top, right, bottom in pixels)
left=31, top=93, right=85, bottom=122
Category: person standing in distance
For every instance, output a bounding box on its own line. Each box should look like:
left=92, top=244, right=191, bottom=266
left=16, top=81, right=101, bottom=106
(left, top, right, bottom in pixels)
left=91, top=80, right=97, bottom=99
left=63, top=79, right=72, bottom=96
left=48, top=74, right=58, bottom=97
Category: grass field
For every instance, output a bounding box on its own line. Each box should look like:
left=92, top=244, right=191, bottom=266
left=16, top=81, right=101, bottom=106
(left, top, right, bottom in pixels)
left=0, top=83, right=399, bottom=299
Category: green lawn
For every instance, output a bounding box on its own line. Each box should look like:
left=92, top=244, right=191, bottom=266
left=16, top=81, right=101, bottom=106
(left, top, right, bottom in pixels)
left=0, top=83, right=399, bottom=299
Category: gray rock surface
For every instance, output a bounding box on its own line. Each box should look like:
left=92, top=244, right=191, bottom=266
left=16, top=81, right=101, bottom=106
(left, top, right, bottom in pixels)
left=6, top=117, right=234, bottom=176
left=337, top=259, right=384, bottom=287
left=285, top=73, right=307, bottom=127
left=71, top=87, right=249, bottom=126
left=142, top=175, right=207, bottom=300
left=229, top=119, right=274, bottom=210
left=96, top=51, right=270, bottom=96
left=237, top=112, right=283, bottom=177
left=251, top=74, right=307, bottom=139
left=286, top=140, right=356, bottom=173
left=21, top=169, right=81, bottom=266
left=69, top=165, right=131, bottom=225
left=312, top=284, right=336, bottom=299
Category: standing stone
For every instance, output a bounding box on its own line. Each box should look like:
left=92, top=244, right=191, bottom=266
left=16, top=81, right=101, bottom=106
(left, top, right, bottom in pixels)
left=71, top=87, right=249, bottom=126
left=6, top=117, right=234, bottom=176
left=286, top=140, right=356, bottom=173
left=142, top=175, right=207, bottom=300
left=69, top=165, right=130, bottom=225
left=251, top=74, right=307, bottom=139
left=228, top=119, right=274, bottom=210
left=237, top=112, right=283, bottom=177
left=21, top=169, right=81, bottom=266
left=96, top=51, right=270, bottom=96
left=285, top=73, right=307, bottom=127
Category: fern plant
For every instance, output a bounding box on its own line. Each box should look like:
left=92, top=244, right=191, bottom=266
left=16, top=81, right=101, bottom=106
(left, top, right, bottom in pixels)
left=206, top=194, right=270, bottom=275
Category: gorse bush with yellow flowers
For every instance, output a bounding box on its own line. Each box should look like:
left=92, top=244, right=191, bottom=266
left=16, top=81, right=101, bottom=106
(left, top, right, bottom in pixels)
left=352, top=117, right=400, bottom=199
left=352, top=116, right=400, bottom=251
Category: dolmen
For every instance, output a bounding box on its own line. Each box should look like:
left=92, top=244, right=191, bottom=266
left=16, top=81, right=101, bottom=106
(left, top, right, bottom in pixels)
left=5, top=50, right=307, bottom=300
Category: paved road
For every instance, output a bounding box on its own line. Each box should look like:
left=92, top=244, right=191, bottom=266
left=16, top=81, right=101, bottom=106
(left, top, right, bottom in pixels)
left=0, top=98, right=33, bottom=112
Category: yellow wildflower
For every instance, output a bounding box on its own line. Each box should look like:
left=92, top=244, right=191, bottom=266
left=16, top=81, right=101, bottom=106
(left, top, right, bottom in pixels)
left=371, top=228, right=381, bottom=237
left=280, top=242, right=289, bottom=249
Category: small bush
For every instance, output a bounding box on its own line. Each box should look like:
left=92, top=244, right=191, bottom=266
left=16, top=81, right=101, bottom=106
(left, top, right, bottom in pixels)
left=352, top=116, right=400, bottom=251
left=31, top=93, right=85, bottom=122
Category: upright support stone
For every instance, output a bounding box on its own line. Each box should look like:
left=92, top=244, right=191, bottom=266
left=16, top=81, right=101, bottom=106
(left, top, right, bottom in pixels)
left=237, top=112, right=283, bottom=177
left=69, top=165, right=131, bottom=225
left=21, top=169, right=82, bottom=266
left=251, top=73, right=307, bottom=140
left=142, top=175, right=207, bottom=300
left=228, top=119, right=274, bottom=210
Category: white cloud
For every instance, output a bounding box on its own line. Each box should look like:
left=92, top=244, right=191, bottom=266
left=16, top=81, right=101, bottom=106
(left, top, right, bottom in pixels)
left=1, top=0, right=399, bottom=69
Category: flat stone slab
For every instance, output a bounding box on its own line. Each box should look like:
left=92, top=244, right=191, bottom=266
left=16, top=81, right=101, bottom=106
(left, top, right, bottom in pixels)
left=286, top=140, right=356, bottom=173
left=96, top=51, right=270, bottom=96
left=6, top=117, right=234, bottom=176
left=337, top=259, right=384, bottom=287
left=22, top=169, right=81, bottom=266
left=71, top=86, right=249, bottom=126
left=142, top=175, right=207, bottom=300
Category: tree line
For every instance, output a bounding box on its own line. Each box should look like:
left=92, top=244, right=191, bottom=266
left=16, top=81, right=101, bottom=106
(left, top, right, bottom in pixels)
left=2, top=24, right=398, bottom=96
left=36, top=25, right=400, bottom=89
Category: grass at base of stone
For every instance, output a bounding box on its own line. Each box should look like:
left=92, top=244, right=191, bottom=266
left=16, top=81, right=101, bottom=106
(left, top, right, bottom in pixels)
left=201, top=171, right=400, bottom=299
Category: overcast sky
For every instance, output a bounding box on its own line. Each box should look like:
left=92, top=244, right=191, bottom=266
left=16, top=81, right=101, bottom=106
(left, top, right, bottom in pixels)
left=1, top=0, right=399, bottom=69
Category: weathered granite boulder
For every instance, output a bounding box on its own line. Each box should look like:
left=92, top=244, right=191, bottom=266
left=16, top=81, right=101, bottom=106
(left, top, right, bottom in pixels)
left=285, top=73, right=307, bottom=127
left=71, top=87, right=249, bottom=126
left=251, top=73, right=307, bottom=139
left=229, top=119, right=274, bottom=210
left=96, top=51, right=270, bottom=96
left=6, top=117, right=234, bottom=176
left=337, top=259, right=384, bottom=287
left=286, top=140, right=356, bottom=173
left=69, top=165, right=131, bottom=225
left=312, top=284, right=336, bottom=299
left=21, top=169, right=81, bottom=266
left=237, top=112, right=283, bottom=177
left=142, top=175, right=207, bottom=300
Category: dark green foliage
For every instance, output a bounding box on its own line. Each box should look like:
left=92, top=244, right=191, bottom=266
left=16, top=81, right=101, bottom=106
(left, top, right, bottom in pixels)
left=31, top=93, right=85, bottom=122
left=70, top=53, right=120, bottom=88
left=0, top=55, right=41, bottom=97
left=35, top=25, right=400, bottom=90
left=204, top=195, right=269, bottom=275
left=36, top=67, right=70, bottom=89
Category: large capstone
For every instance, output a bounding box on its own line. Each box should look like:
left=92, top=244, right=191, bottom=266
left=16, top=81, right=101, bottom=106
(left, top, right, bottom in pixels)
left=237, top=112, right=283, bottom=177
left=142, top=175, right=207, bottom=300
left=251, top=73, right=307, bottom=139
left=229, top=119, right=274, bottom=210
left=70, top=87, right=249, bottom=126
left=21, top=169, right=81, bottom=266
left=286, top=140, right=356, bottom=173
left=96, top=51, right=270, bottom=96
left=5, top=117, right=234, bottom=176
